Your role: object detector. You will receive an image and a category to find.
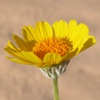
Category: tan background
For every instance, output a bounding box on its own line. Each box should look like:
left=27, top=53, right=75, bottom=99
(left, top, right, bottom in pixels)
left=0, top=0, right=100, bottom=100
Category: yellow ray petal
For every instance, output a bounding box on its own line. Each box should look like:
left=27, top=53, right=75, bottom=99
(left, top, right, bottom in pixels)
left=7, top=41, right=20, bottom=51
left=19, top=51, right=43, bottom=65
left=12, top=34, right=29, bottom=51
left=72, top=24, right=89, bottom=45
left=7, top=57, right=33, bottom=65
left=23, top=26, right=35, bottom=41
left=67, top=35, right=96, bottom=58
left=68, top=23, right=89, bottom=43
left=66, top=48, right=78, bottom=59
left=67, top=20, right=77, bottom=39
left=69, top=23, right=88, bottom=41
left=24, top=26, right=42, bottom=42
left=77, top=35, right=96, bottom=54
left=68, top=23, right=89, bottom=52
left=4, top=46, right=29, bottom=61
left=4, top=47, right=20, bottom=58
left=43, top=53, right=62, bottom=67
left=34, top=21, right=53, bottom=41
left=25, top=40, right=36, bottom=51
left=52, top=20, right=68, bottom=38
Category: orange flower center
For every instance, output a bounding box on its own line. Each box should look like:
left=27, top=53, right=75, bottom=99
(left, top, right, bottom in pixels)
left=32, top=38, right=72, bottom=59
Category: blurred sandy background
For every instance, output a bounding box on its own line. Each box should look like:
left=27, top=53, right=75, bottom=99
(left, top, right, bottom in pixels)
left=0, top=0, right=100, bottom=100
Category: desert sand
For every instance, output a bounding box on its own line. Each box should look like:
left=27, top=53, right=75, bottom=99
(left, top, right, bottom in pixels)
left=0, top=0, right=100, bottom=100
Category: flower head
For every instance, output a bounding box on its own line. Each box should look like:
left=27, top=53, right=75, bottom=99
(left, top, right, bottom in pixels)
left=4, top=20, right=96, bottom=68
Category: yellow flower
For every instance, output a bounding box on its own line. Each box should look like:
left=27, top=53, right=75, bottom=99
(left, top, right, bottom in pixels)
left=4, top=20, right=96, bottom=68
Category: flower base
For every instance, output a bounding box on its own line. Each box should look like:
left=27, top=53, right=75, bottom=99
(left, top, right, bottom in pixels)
left=40, top=59, right=70, bottom=79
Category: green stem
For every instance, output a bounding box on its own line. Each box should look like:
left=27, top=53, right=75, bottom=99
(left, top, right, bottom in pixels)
left=52, top=77, right=59, bottom=100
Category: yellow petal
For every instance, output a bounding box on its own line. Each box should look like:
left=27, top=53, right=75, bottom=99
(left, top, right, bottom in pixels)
left=4, top=46, right=29, bottom=61
left=68, top=23, right=89, bottom=52
left=73, top=24, right=89, bottom=45
left=43, top=53, right=62, bottom=67
left=4, top=47, right=20, bottom=58
left=67, top=48, right=78, bottom=59
left=25, top=40, right=36, bottom=51
left=77, top=35, right=96, bottom=54
left=52, top=20, right=68, bottom=38
left=7, top=57, right=33, bottom=65
left=7, top=41, right=20, bottom=51
left=68, top=35, right=96, bottom=58
left=4, top=41, right=21, bottom=58
left=23, top=26, right=35, bottom=41
left=12, top=34, right=29, bottom=51
left=67, top=21, right=89, bottom=46
left=69, top=23, right=89, bottom=43
left=67, top=20, right=77, bottom=39
left=19, top=51, right=43, bottom=65
left=34, top=21, right=53, bottom=41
